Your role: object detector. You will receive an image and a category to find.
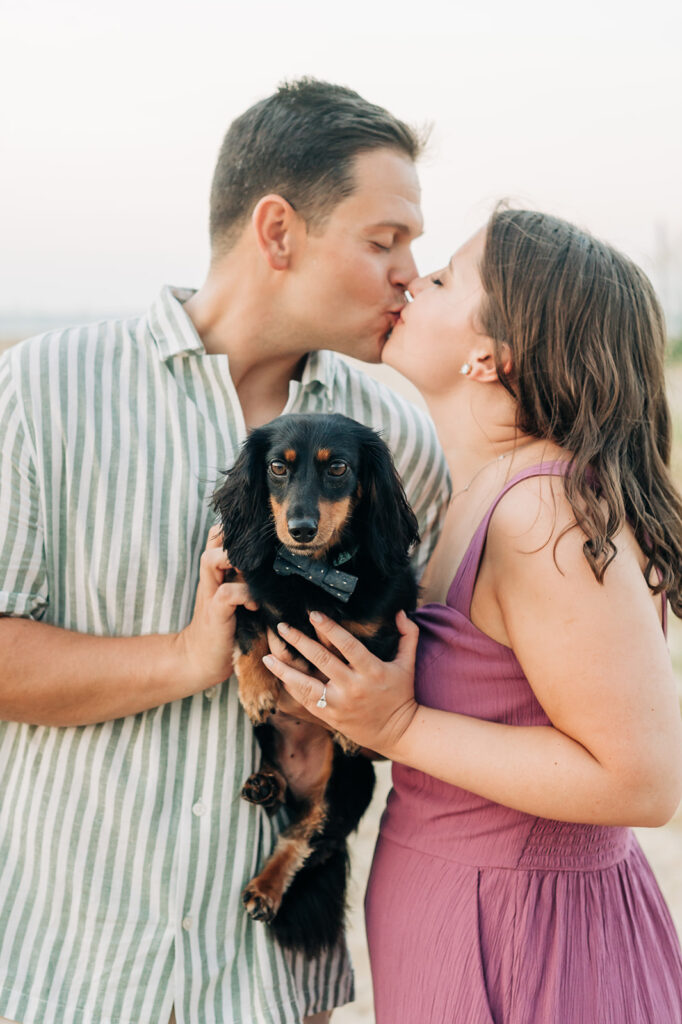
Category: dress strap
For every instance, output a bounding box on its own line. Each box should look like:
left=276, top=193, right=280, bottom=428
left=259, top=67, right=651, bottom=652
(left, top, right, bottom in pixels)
left=447, top=460, right=669, bottom=634
left=447, top=461, right=570, bottom=616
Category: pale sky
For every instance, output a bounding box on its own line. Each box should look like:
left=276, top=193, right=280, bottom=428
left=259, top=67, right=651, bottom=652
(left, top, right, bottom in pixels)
left=2, top=0, right=681, bottom=327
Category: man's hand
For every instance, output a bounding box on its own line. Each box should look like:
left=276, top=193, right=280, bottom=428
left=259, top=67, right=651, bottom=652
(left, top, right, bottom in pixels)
left=175, top=527, right=259, bottom=691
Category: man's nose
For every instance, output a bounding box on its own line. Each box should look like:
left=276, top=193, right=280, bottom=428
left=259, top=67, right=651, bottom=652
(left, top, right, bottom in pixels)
left=390, top=250, right=419, bottom=292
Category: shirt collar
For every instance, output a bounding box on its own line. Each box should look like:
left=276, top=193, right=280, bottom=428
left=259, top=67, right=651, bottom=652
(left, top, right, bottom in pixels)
left=298, top=348, right=337, bottom=391
left=143, top=285, right=338, bottom=392
left=144, top=285, right=206, bottom=360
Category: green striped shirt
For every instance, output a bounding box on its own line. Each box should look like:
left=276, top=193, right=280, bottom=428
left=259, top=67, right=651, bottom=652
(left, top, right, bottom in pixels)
left=0, top=286, right=449, bottom=1024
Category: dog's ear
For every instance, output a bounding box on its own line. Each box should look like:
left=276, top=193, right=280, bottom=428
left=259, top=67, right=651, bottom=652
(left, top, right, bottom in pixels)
left=211, top=428, right=273, bottom=571
left=357, top=434, right=420, bottom=577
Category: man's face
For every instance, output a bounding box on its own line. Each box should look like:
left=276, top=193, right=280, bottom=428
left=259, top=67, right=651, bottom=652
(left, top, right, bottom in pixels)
left=286, top=148, right=423, bottom=363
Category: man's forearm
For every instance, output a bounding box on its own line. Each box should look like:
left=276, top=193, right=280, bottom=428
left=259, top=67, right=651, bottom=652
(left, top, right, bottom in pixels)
left=0, top=617, right=212, bottom=726
left=0, top=535, right=254, bottom=726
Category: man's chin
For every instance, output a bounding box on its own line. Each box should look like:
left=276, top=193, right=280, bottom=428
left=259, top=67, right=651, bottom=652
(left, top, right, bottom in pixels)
left=367, top=327, right=396, bottom=364
left=331, top=335, right=385, bottom=365
left=378, top=330, right=397, bottom=366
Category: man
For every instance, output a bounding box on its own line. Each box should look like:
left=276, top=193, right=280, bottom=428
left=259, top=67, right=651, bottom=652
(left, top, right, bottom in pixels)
left=0, top=79, right=448, bottom=1024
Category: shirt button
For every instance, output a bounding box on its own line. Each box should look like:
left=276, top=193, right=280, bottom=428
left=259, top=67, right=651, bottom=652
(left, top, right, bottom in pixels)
left=192, top=800, right=207, bottom=817
left=204, top=687, right=216, bottom=700
left=182, top=916, right=193, bottom=931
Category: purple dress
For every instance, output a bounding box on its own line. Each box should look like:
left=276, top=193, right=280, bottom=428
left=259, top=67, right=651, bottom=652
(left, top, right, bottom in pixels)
left=366, top=465, right=682, bottom=1023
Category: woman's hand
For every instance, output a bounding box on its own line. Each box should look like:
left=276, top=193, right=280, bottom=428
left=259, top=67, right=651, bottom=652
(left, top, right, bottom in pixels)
left=266, top=627, right=334, bottom=730
left=263, top=609, right=420, bottom=758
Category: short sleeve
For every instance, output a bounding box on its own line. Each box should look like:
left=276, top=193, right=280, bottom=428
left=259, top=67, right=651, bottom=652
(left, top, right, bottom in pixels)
left=0, top=353, right=48, bottom=618
left=401, top=421, right=450, bottom=581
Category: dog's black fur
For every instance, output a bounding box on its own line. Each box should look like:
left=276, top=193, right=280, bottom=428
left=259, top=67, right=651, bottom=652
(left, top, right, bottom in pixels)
left=212, top=412, right=419, bottom=956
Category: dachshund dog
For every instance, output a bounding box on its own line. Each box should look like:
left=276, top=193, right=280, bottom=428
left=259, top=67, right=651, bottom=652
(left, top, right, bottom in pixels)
left=212, top=412, right=419, bottom=957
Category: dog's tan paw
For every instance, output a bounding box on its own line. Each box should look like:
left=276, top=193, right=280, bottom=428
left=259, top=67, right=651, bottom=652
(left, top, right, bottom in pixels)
left=243, top=883, right=280, bottom=923
left=241, top=770, right=286, bottom=810
left=241, top=690, right=278, bottom=725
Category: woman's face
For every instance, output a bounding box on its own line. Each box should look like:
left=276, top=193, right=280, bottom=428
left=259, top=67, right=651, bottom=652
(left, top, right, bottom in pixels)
left=382, top=227, right=489, bottom=393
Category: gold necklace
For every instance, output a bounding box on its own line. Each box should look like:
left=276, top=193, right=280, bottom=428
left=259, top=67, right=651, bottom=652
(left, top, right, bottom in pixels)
left=450, top=439, right=536, bottom=503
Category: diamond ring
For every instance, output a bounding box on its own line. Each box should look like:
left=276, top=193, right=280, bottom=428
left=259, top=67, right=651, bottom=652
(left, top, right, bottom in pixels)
left=316, top=685, right=328, bottom=709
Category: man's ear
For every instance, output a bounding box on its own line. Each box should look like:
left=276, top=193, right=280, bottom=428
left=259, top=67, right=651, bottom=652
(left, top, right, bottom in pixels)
left=251, top=194, right=302, bottom=270
left=468, top=341, right=513, bottom=382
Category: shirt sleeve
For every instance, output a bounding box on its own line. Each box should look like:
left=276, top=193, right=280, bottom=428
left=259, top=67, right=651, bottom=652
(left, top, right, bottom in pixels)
left=378, top=392, right=449, bottom=580
left=402, top=422, right=450, bottom=581
left=0, top=353, right=49, bottom=618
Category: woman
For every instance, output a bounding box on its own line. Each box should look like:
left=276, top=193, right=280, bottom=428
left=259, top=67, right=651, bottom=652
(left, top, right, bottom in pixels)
left=263, top=208, right=682, bottom=1022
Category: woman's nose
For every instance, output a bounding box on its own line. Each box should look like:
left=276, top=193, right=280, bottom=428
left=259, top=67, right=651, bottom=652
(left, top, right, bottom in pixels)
left=407, top=274, right=429, bottom=297
left=390, top=250, right=419, bottom=292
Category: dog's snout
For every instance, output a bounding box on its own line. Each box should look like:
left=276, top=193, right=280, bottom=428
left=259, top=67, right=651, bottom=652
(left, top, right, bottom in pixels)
left=287, top=517, right=319, bottom=543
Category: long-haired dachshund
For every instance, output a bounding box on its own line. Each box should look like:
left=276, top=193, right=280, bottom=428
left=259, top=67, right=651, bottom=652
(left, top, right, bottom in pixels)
left=212, top=412, right=419, bottom=957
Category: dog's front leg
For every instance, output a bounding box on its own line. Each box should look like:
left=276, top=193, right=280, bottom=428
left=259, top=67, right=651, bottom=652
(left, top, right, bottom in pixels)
left=234, top=632, right=280, bottom=725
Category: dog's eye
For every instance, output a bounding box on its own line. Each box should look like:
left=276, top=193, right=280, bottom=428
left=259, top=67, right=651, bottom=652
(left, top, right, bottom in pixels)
left=269, top=461, right=288, bottom=477
left=328, top=461, right=348, bottom=477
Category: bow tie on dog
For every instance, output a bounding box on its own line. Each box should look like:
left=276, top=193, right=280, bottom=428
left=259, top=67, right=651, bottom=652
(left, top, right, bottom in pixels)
left=272, top=546, right=358, bottom=601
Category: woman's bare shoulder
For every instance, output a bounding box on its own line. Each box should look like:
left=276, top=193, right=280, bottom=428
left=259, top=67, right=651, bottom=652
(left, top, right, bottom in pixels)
left=486, top=470, right=578, bottom=560
left=486, top=468, right=647, bottom=587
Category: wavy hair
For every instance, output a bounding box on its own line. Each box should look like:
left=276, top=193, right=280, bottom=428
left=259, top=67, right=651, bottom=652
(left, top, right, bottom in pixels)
left=478, top=207, right=682, bottom=615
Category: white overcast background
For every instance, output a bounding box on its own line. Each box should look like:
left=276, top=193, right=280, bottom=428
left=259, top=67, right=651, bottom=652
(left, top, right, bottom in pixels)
left=1, top=0, right=681, bottom=332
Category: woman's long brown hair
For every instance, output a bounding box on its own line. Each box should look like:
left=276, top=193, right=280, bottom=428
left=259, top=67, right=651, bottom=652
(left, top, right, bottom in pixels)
left=478, top=207, right=682, bottom=615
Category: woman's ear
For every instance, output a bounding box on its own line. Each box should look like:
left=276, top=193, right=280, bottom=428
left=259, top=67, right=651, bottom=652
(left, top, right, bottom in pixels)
left=497, top=342, right=514, bottom=377
left=251, top=194, right=301, bottom=270
left=467, top=341, right=513, bottom=382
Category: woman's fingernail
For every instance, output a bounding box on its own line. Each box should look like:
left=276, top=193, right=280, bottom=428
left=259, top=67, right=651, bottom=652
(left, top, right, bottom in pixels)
left=262, top=655, right=275, bottom=668
left=309, top=611, right=323, bottom=624
left=277, top=622, right=290, bottom=634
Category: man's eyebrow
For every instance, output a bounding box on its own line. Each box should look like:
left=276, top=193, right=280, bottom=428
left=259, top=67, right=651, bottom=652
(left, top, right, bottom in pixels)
left=367, top=221, right=424, bottom=239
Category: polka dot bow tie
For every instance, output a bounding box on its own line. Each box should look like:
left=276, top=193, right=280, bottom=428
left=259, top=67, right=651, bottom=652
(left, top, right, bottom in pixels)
left=272, top=546, right=358, bottom=603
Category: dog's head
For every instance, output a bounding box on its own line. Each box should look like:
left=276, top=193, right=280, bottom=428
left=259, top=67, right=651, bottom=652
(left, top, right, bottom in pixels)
left=212, top=413, right=420, bottom=576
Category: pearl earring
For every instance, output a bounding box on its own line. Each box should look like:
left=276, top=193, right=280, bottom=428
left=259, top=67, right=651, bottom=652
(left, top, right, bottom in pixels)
left=459, top=362, right=472, bottom=376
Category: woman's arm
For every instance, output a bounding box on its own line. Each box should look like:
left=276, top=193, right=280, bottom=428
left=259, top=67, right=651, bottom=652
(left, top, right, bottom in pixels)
left=264, top=482, right=682, bottom=828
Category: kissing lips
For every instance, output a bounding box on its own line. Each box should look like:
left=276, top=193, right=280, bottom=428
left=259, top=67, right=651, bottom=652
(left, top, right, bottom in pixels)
left=384, top=309, right=404, bottom=341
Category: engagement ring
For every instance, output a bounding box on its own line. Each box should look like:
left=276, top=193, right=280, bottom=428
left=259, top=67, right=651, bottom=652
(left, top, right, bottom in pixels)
left=316, top=685, right=328, bottom=709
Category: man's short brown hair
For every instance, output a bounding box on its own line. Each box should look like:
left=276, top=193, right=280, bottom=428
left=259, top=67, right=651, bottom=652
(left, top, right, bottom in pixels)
left=209, top=77, right=425, bottom=254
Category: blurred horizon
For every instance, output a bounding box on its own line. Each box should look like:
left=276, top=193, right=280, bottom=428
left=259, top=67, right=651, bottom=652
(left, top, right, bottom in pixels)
left=2, top=0, right=681, bottom=336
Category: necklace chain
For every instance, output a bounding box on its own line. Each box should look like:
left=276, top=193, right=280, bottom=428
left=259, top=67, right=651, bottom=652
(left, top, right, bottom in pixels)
left=450, top=440, right=536, bottom=503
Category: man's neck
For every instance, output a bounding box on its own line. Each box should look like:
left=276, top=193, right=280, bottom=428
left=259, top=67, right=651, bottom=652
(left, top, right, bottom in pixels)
left=236, top=354, right=308, bottom=429
left=183, top=259, right=311, bottom=429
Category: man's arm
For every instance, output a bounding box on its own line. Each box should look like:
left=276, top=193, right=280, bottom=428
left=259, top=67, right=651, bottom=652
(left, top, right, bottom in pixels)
left=0, top=530, right=256, bottom=727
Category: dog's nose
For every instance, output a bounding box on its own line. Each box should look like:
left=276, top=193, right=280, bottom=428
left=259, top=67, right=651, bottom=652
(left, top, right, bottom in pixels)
left=288, top=518, right=318, bottom=543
